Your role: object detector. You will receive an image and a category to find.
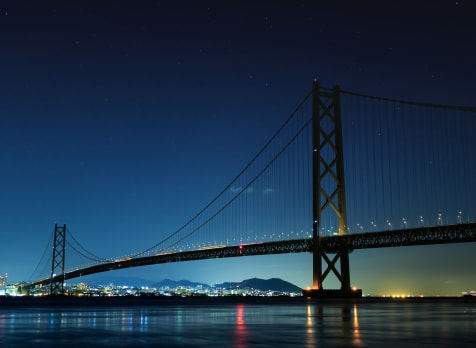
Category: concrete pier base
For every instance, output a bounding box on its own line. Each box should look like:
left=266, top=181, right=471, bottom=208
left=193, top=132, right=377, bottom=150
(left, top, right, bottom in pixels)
left=302, top=288, right=362, bottom=298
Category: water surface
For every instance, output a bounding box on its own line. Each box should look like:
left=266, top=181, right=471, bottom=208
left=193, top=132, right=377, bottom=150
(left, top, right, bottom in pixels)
left=1, top=298, right=475, bottom=347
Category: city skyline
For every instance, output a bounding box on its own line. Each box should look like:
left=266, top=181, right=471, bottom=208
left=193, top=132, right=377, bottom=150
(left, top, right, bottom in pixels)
left=1, top=1, right=475, bottom=296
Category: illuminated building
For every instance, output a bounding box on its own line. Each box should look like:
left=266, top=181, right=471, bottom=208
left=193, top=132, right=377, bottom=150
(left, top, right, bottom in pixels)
left=0, top=275, right=6, bottom=296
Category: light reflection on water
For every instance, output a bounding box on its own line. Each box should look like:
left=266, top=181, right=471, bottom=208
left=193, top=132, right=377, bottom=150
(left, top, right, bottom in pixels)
left=0, top=299, right=475, bottom=347
left=234, top=304, right=247, bottom=348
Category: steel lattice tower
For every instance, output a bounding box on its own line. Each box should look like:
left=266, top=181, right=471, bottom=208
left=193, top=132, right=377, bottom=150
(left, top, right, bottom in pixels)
left=304, top=81, right=361, bottom=297
left=50, top=224, right=66, bottom=295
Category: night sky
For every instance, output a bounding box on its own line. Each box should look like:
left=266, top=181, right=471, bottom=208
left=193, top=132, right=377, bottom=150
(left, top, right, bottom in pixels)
left=1, top=1, right=475, bottom=296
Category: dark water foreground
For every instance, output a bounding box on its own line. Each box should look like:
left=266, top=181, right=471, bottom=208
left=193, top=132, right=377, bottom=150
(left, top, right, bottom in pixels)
left=1, top=296, right=476, bottom=347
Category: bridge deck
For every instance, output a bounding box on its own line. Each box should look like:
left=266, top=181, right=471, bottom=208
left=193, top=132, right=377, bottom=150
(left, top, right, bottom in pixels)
left=29, top=223, right=476, bottom=288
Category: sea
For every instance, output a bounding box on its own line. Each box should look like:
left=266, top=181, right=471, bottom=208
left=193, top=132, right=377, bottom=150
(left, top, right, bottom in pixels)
left=1, top=297, right=475, bottom=347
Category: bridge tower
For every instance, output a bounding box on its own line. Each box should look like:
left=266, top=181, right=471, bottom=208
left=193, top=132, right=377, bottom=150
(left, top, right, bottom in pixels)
left=303, top=81, right=361, bottom=298
left=50, top=224, right=66, bottom=295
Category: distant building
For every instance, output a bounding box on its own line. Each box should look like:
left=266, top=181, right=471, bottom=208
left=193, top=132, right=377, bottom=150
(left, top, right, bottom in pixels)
left=0, top=275, right=6, bottom=296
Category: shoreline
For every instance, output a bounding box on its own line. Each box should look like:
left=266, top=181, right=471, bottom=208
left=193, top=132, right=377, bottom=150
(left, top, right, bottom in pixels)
left=1, top=295, right=474, bottom=307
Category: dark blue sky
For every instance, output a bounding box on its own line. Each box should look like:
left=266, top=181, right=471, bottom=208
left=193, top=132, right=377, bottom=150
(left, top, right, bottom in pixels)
left=1, top=1, right=475, bottom=295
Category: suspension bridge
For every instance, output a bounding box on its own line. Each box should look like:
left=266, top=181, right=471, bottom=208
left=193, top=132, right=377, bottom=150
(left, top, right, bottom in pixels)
left=27, top=81, right=476, bottom=297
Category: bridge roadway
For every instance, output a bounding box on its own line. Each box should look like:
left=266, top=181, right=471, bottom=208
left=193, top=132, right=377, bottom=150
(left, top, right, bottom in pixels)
left=30, top=222, right=476, bottom=288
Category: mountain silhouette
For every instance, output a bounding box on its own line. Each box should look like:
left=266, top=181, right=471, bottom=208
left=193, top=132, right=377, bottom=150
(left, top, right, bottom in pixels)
left=215, top=278, right=302, bottom=293
left=152, top=277, right=302, bottom=293
left=151, top=279, right=210, bottom=289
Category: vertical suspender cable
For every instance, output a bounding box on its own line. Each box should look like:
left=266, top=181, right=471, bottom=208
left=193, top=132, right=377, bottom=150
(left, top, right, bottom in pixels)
left=365, top=96, right=373, bottom=229
left=427, top=105, right=437, bottom=222
left=405, top=103, right=412, bottom=225
left=385, top=100, right=393, bottom=228
left=371, top=97, right=378, bottom=229
left=392, top=102, right=401, bottom=227
left=437, top=107, right=447, bottom=221
left=378, top=100, right=386, bottom=226
left=357, top=93, right=364, bottom=229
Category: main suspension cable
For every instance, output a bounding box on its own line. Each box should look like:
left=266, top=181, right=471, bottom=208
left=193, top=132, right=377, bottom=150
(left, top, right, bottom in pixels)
left=134, top=90, right=313, bottom=257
